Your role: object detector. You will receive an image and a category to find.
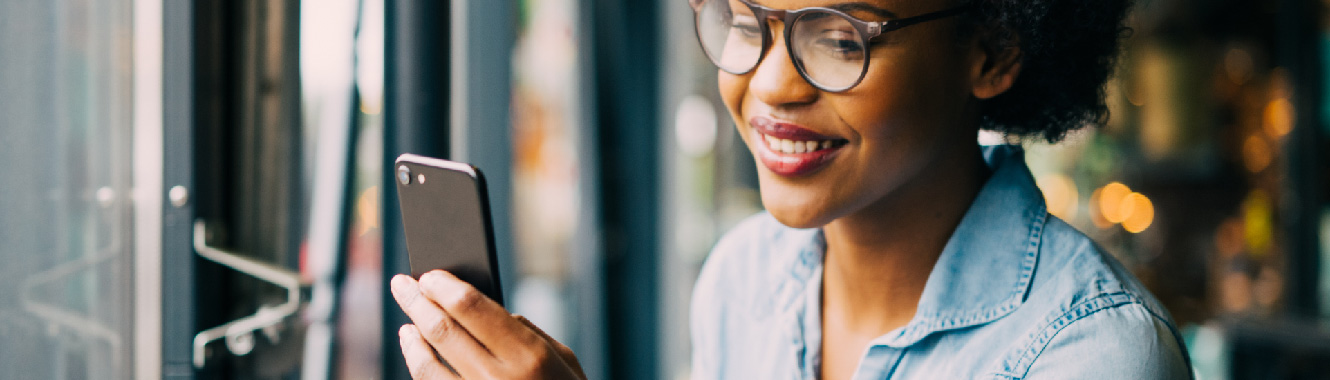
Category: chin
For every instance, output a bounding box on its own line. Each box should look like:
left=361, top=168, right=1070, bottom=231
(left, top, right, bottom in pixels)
left=758, top=176, right=840, bottom=229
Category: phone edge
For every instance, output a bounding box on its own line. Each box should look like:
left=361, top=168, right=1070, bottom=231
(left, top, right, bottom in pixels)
left=392, top=153, right=505, bottom=306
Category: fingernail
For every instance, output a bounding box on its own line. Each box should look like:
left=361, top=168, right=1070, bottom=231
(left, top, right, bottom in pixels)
left=420, top=269, right=452, bottom=288
left=420, top=270, right=441, bottom=286
left=390, top=275, right=413, bottom=302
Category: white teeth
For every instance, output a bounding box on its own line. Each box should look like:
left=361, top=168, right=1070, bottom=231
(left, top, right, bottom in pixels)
left=760, top=133, right=837, bottom=154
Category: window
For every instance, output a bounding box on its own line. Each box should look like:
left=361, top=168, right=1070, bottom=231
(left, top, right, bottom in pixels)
left=0, top=0, right=136, bottom=378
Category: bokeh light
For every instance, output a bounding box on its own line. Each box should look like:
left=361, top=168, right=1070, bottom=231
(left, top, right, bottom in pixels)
left=1037, top=174, right=1079, bottom=222
left=1243, top=190, right=1274, bottom=257
left=1099, top=182, right=1133, bottom=224
left=1088, top=187, right=1114, bottom=229
left=1242, top=134, right=1273, bottom=173
left=1263, top=97, right=1294, bottom=138
left=1122, top=192, right=1155, bottom=233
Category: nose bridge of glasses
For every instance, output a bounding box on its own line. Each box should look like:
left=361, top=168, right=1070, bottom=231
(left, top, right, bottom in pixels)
left=752, top=26, right=803, bottom=83
left=762, top=9, right=788, bottom=22
left=746, top=4, right=789, bottom=35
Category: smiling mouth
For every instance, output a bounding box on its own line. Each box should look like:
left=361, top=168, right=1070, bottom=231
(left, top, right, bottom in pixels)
left=748, top=116, right=849, bottom=148
left=748, top=116, right=849, bottom=177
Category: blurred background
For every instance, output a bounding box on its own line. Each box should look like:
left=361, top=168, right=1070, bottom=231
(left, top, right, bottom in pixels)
left=0, top=0, right=1327, bottom=379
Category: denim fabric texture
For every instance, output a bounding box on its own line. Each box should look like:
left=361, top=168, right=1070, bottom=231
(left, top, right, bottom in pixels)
left=690, top=145, right=1194, bottom=379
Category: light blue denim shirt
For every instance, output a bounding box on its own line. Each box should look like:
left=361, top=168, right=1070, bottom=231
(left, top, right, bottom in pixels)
left=690, top=145, right=1193, bottom=379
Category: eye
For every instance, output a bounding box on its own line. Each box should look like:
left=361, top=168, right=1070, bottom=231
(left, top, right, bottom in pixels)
left=813, top=30, right=864, bottom=60
left=731, top=15, right=763, bottom=40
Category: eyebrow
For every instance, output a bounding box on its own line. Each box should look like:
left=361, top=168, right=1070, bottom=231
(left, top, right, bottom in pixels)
left=826, top=2, right=898, bottom=19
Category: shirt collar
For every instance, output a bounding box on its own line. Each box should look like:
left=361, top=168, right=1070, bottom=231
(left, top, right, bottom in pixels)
left=773, top=145, right=1048, bottom=348
left=876, top=144, right=1047, bottom=347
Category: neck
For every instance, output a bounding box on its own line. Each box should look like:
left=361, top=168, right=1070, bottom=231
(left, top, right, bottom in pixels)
left=820, top=143, right=989, bottom=336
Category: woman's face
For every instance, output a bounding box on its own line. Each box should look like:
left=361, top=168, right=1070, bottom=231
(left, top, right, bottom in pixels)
left=719, top=0, right=984, bottom=228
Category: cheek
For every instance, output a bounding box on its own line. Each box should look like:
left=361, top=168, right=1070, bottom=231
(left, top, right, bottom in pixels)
left=717, top=71, right=748, bottom=126
left=834, top=57, right=968, bottom=142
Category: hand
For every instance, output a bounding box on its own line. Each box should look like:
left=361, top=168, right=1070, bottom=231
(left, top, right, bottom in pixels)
left=391, top=270, right=586, bottom=380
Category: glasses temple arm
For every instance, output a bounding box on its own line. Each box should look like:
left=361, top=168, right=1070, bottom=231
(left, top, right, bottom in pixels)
left=876, top=3, right=972, bottom=33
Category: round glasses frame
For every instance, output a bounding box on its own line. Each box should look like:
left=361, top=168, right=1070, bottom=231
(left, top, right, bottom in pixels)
left=690, top=0, right=971, bottom=92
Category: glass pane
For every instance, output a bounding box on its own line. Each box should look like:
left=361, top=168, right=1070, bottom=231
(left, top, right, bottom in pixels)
left=663, top=0, right=764, bottom=378
left=511, top=0, right=585, bottom=354
left=306, top=0, right=387, bottom=377
left=0, top=0, right=135, bottom=379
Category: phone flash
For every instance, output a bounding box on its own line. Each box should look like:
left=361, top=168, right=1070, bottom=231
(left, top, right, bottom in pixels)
left=417, top=174, right=426, bottom=184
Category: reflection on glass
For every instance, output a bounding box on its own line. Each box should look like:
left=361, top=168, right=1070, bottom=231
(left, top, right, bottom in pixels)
left=0, top=0, right=134, bottom=378
left=298, top=0, right=386, bottom=378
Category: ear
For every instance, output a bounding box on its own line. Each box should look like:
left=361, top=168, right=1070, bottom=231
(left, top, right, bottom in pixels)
left=968, top=36, right=1023, bottom=100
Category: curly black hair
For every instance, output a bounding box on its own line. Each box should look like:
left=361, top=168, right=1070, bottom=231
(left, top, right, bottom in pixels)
left=961, top=0, right=1135, bottom=143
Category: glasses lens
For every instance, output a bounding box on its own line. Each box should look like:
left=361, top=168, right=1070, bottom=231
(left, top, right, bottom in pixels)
left=790, top=12, right=866, bottom=90
left=696, top=0, right=764, bottom=73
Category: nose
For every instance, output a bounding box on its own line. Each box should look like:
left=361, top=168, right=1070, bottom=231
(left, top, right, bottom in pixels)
left=748, top=30, right=818, bottom=107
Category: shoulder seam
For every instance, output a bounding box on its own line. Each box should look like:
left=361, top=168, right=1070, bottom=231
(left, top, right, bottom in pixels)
left=993, top=292, right=1143, bottom=379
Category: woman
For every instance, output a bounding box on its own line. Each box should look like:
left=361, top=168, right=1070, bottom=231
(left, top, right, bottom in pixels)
left=390, top=0, right=1193, bottom=378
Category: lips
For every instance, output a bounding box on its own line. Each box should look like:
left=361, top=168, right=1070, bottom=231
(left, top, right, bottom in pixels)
left=749, top=116, right=848, bottom=177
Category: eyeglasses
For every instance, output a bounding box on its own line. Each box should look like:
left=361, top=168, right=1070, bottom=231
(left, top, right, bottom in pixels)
left=691, top=0, right=970, bottom=92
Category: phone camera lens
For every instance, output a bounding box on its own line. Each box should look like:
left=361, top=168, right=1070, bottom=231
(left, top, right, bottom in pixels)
left=397, top=165, right=411, bottom=185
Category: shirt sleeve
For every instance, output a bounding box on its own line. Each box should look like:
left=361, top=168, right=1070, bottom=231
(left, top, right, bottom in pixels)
left=1019, top=302, right=1192, bottom=380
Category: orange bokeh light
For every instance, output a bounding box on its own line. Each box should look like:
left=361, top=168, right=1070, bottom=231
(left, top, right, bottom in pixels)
left=1242, top=134, right=1273, bottom=173
left=1263, top=97, right=1294, bottom=138
left=1089, top=187, right=1113, bottom=229
left=1037, top=174, right=1079, bottom=222
left=1122, top=192, right=1155, bottom=233
left=1099, top=182, right=1133, bottom=224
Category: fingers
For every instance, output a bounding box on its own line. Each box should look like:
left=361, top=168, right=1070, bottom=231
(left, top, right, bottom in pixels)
left=513, top=315, right=557, bottom=345
left=514, top=314, right=587, bottom=380
left=417, top=270, right=546, bottom=353
left=513, top=315, right=572, bottom=357
left=394, top=272, right=587, bottom=379
left=390, top=275, right=492, bottom=374
left=399, top=324, right=461, bottom=380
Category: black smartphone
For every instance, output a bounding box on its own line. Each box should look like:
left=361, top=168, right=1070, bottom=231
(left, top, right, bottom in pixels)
left=394, top=154, right=504, bottom=306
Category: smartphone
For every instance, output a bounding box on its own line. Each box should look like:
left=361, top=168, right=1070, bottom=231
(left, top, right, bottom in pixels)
left=394, top=154, right=504, bottom=306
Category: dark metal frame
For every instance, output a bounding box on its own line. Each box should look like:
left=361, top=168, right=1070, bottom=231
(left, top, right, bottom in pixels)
left=161, top=0, right=309, bottom=377
left=382, top=0, right=451, bottom=379
left=691, top=0, right=969, bottom=92
left=160, top=1, right=198, bottom=378
left=592, top=0, right=663, bottom=378
left=1275, top=0, right=1324, bottom=319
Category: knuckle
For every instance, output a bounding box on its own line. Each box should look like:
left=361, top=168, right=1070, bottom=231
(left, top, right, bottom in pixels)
left=517, top=347, right=553, bottom=373
left=556, top=344, right=575, bottom=359
left=423, top=314, right=458, bottom=343
left=443, top=286, right=485, bottom=312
